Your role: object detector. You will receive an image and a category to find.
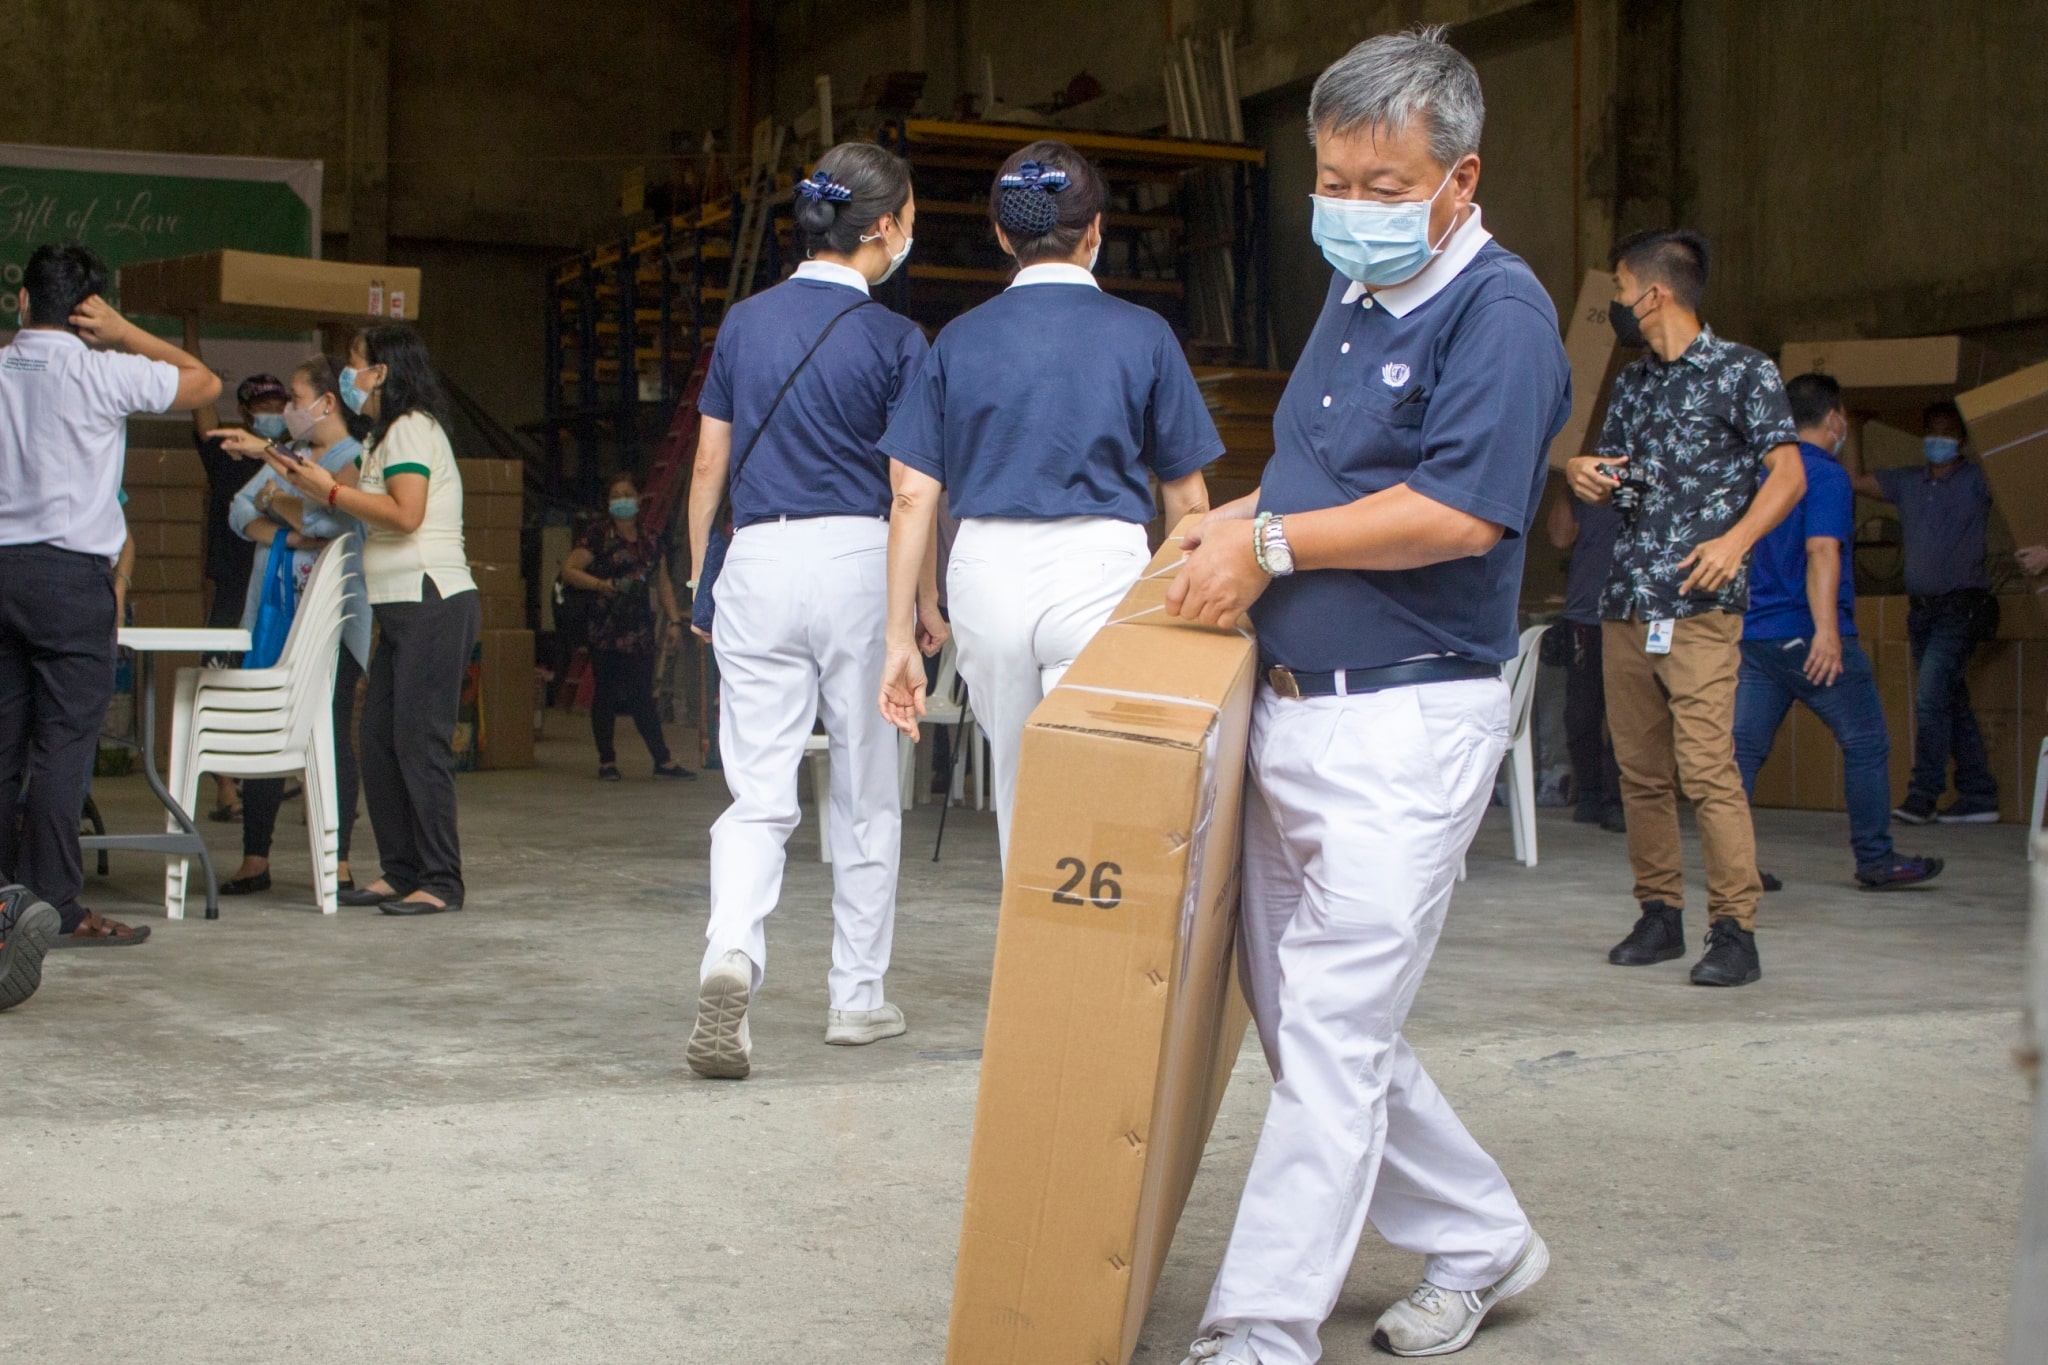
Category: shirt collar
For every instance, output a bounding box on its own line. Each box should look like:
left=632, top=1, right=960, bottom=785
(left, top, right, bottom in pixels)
left=793, top=260, right=870, bottom=295
left=1007, top=262, right=1101, bottom=290
left=1797, top=438, right=1841, bottom=463
left=1661, top=323, right=1720, bottom=370
left=7, top=327, right=86, bottom=349
left=1339, top=205, right=1491, bottom=318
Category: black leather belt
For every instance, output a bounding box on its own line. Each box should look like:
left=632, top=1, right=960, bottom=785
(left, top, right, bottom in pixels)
left=1263, top=657, right=1501, bottom=699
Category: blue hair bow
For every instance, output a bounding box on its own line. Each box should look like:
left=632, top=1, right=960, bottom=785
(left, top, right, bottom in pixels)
left=795, top=170, right=853, bottom=203
left=998, top=161, right=1069, bottom=194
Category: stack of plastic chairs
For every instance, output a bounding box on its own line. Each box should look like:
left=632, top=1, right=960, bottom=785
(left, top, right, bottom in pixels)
left=898, top=639, right=983, bottom=811
left=163, top=539, right=356, bottom=917
left=1499, top=622, right=1550, bottom=868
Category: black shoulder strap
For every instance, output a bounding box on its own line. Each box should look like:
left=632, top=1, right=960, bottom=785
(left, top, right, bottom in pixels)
left=717, top=295, right=876, bottom=529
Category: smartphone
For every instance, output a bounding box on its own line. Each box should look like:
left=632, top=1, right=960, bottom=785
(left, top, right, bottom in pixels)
left=268, top=442, right=307, bottom=465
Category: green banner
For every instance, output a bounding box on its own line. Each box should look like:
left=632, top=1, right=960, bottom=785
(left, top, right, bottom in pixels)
left=0, top=153, right=316, bottom=327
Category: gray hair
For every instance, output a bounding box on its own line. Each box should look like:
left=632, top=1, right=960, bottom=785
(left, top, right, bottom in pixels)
left=1308, top=25, right=1484, bottom=168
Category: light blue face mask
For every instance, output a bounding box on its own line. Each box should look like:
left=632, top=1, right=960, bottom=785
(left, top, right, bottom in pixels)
left=1309, top=169, right=1457, bottom=288
left=339, top=365, right=374, bottom=415
left=609, top=496, right=639, bottom=520
left=250, top=413, right=288, bottom=440
left=1922, top=435, right=1961, bottom=465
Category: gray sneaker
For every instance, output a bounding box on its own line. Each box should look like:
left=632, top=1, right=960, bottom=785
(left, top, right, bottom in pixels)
left=1179, top=1325, right=1259, bottom=1365
left=687, top=951, right=753, bottom=1080
left=1372, top=1231, right=1549, bottom=1357
left=0, top=886, right=59, bottom=1013
left=825, top=1002, right=906, bottom=1046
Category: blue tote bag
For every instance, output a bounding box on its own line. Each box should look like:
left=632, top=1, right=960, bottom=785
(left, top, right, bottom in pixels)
left=245, top=539, right=299, bottom=669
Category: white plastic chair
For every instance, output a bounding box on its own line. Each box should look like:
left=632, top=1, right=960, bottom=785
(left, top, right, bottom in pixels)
left=2030, top=734, right=2047, bottom=862
left=903, top=640, right=985, bottom=810
left=164, top=540, right=355, bottom=916
left=1499, top=623, right=1549, bottom=868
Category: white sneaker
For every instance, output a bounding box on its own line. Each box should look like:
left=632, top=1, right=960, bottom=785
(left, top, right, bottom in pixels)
left=825, top=1002, right=906, bottom=1046
left=1372, top=1231, right=1549, bottom=1357
left=688, top=951, right=753, bottom=1080
left=1179, top=1325, right=1258, bottom=1364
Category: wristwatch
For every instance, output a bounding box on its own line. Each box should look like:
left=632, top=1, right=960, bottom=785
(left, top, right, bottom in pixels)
left=1252, top=511, right=1296, bottom=577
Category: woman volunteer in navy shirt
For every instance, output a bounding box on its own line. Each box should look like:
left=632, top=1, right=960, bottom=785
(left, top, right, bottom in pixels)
left=876, top=139, right=1222, bottom=862
left=683, top=142, right=936, bottom=1082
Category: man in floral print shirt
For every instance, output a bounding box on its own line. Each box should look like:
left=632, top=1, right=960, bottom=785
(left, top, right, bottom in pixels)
left=1565, top=228, right=1805, bottom=989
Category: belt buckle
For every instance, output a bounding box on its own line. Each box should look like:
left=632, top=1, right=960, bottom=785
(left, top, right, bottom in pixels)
left=1266, top=665, right=1302, bottom=700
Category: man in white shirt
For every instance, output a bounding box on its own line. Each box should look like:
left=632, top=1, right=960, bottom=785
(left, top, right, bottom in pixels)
left=0, top=241, right=217, bottom=990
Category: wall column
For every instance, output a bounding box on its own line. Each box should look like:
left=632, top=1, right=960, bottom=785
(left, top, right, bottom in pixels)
left=344, top=0, right=391, bottom=264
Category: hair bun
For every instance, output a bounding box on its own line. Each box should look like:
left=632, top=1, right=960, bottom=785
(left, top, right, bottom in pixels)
left=997, top=186, right=1061, bottom=237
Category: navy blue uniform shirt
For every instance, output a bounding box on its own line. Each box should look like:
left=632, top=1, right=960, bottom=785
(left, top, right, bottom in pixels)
left=698, top=264, right=929, bottom=528
left=1251, top=214, right=1571, bottom=671
left=1875, top=460, right=1992, bottom=598
left=878, top=264, right=1223, bottom=522
left=1745, top=441, right=1857, bottom=641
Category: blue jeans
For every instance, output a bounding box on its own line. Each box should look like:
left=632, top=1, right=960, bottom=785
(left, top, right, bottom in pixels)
left=1905, top=593, right=1998, bottom=808
left=1733, top=637, right=1894, bottom=869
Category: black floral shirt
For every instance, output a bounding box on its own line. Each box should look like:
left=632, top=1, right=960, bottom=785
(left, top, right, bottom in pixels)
left=578, top=520, right=669, bottom=655
left=1594, top=325, right=1799, bottom=620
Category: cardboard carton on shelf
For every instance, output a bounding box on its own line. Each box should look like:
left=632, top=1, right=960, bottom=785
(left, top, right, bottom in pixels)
left=947, top=523, right=1253, bottom=1365
left=466, top=525, right=521, bottom=565
left=128, top=558, right=205, bottom=594
left=479, top=595, right=526, bottom=632
left=1547, top=269, right=1633, bottom=470
left=455, top=459, right=523, bottom=495
left=467, top=561, right=524, bottom=599
left=128, top=522, right=205, bottom=559
left=126, top=592, right=208, bottom=629
left=474, top=629, right=536, bottom=770
left=462, top=493, right=524, bottom=531
left=122, top=486, right=206, bottom=523
left=1778, top=335, right=1996, bottom=432
left=122, top=447, right=208, bottom=489
left=119, top=250, right=422, bottom=326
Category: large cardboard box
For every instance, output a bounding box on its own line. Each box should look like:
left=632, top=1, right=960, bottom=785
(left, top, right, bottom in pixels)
left=122, top=446, right=208, bottom=489
left=126, top=592, right=207, bottom=628
left=128, top=521, right=204, bottom=559
left=129, top=557, right=205, bottom=594
left=474, top=629, right=536, bottom=770
left=1958, top=359, right=2048, bottom=627
left=1778, top=335, right=1995, bottom=429
left=122, top=487, right=205, bottom=523
left=1547, top=269, right=1632, bottom=470
left=119, top=250, right=421, bottom=326
left=947, top=530, right=1254, bottom=1365
left=463, top=493, right=524, bottom=531
left=456, top=459, right=523, bottom=495
left=467, top=524, right=521, bottom=565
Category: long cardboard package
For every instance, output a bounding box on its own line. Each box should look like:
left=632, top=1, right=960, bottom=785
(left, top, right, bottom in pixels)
left=120, top=250, right=421, bottom=326
left=1546, top=269, right=1631, bottom=469
left=948, top=528, right=1254, bottom=1365
left=1778, top=335, right=1995, bottom=431
left=1958, top=359, right=2048, bottom=627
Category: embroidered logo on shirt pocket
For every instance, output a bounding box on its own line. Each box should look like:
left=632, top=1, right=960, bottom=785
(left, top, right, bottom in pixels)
left=1380, top=362, right=1411, bottom=387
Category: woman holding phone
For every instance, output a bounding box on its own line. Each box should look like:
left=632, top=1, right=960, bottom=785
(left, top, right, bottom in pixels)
left=268, top=326, right=479, bottom=916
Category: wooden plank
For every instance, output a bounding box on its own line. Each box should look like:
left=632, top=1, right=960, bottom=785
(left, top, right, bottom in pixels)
left=904, top=118, right=1264, bottom=166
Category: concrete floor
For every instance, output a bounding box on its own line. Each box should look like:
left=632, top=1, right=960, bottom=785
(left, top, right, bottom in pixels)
left=1, top=714, right=2031, bottom=1364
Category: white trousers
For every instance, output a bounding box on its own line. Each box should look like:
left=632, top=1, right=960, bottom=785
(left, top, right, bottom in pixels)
left=1202, top=678, right=1531, bottom=1365
left=704, top=516, right=901, bottom=1013
left=945, top=516, right=1150, bottom=863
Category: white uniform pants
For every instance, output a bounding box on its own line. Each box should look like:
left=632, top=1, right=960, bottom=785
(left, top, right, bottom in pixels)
left=945, top=516, right=1149, bottom=863
left=704, top=516, right=900, bottom=1013
left=1202, top=678, right=1531, bottom=1365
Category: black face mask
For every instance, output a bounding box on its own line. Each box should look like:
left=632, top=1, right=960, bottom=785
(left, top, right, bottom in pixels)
left=1609, top=288, right=1653, bottom=350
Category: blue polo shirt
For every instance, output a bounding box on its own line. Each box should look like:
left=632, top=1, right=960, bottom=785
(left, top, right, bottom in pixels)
left=1745, top=441, right=1857, bottom=641
left=1874, top=460, right=1992, bottom=597
left=878, top=265, right=1223, bottom=522
left=698, top=267, right=929, bottom=529
left=1250, top=223, right=1570, bottom=671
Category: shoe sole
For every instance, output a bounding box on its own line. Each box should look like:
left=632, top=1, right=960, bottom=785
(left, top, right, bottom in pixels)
left=1607, top=945, right=1685, bottom=966
left=0, top=903, right=60, bottom=1012
left=1890, top=809, right=1934, bottom=825
left=688, top=969, right=751, bottom=1080
left=1935, top=811, right=1999, bottom=824
left=825, top=1017, right=908, bottom=1046
left=1375, top=1232, right=1551, bottom=1357
left=1690, top=965, right=1761, bottom=986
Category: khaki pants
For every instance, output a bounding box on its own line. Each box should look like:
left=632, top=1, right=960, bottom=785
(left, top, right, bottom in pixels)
left=1601, top=612, right=1761, bottom=930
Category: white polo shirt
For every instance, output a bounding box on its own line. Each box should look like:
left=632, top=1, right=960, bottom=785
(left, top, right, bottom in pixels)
left=0, top=328, right=179, bottom=557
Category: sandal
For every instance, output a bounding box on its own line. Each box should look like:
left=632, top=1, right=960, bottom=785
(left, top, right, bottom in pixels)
left=50, top=910, right=151, bottom=948
left=207, top=804, right=244, bottom=824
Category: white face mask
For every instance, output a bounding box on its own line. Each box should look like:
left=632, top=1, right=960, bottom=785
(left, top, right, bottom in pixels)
left=863, top=220, right=914, bottom=285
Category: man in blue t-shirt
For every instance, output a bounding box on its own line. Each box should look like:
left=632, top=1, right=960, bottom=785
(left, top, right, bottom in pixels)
left=1733, top=374, right=1941, bottom=890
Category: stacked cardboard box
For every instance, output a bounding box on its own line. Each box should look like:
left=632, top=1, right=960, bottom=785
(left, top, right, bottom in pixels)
left=947, top=525, right=1253, bottom=1365
left=121, top=446, right=210, bottom=628
left=1959, top=358, right=2048, bottom=631
left=1748, top=595, right=2047, bottom=823
left=119, top=250, right=423, bottom=327
left=459, top=459, right=526, bottom=631
left=474, top=629, right=537, bottom=770
left=1548, top=269, right=1632, bottom=470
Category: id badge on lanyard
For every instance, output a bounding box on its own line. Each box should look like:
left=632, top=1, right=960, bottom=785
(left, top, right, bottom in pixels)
left=1645, top=618, right=1675, bottom=655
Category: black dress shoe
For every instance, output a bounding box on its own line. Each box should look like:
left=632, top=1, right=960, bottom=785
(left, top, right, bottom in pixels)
left=1758, top=870, right=1783, bottom=893
left=219, top=872, right=271, bottom=896
left=381, top=896, right=463, bottom=916
left=338, top=886, right=400, bottom=907
left=1690, top=917, right=1761, bottom=987
left=1600, top=804, right=1627, bottom=834
left=1608, top=900, right=1685, bottom=965
left=1572, top=798, right=1605, bottom=824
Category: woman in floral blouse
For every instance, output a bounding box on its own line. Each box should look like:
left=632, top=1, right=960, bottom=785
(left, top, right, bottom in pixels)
left=560, top=472, right=694, bottom=780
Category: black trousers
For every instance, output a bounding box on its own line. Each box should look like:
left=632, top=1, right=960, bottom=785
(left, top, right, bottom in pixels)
left=589, top=648, right=670, bottom=767
left=0, top=544, right=117, bottom=931
left=1562, top=621, right=1623, bottom=810
left=244, top=645, right=365, bottom=861
left=360, top=583, right=480, bottom=901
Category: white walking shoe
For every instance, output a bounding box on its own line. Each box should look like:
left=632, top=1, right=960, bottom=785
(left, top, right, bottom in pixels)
left=1372, top=1231, right=1550, bottom=1357
left=688, top=951, right=753, bottom=1080
left=1179, top=1325, right=1259, bottom=1364
left=824, top=1002, right=907, bottom=1046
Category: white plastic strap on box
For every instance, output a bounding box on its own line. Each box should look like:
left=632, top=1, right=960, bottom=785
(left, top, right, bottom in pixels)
left=1060, top=684, right=1223, bottom=717
left=1977, top=425, right=2048, bottom=460
left=1103, top=555, right=1256, bottom=641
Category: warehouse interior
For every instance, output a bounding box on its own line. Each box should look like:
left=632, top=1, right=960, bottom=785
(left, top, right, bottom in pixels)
left=1, top=1, right=2044, bottom=1361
